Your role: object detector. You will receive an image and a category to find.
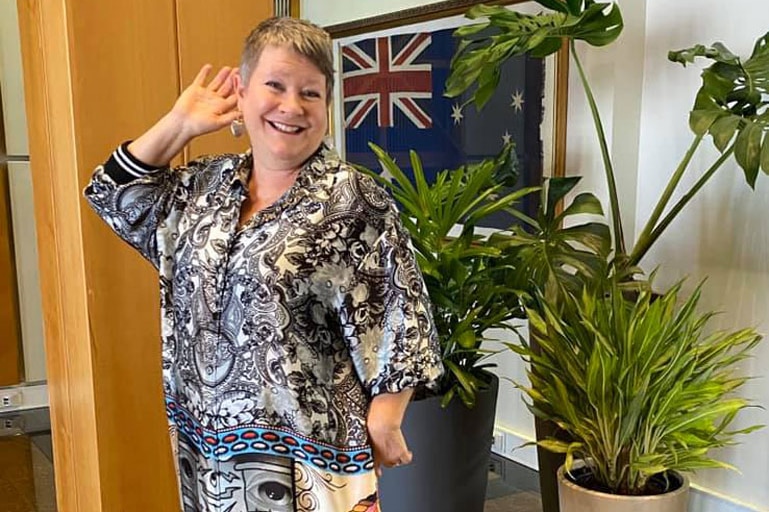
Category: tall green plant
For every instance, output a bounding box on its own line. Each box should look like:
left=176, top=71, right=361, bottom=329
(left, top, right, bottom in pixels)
left=360, top=143, right=610, bottom=407
left=362, top=143, right=530, bottom=408
left=510, top=280, right=762, bottom=494
left=445, top=0, right=769, bottom=274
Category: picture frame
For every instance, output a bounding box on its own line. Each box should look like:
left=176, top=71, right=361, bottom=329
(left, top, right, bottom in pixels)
left=325, top=0, right=569, bottom=187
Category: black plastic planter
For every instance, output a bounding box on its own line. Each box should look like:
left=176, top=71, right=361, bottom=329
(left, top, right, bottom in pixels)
left=378, top=374, right=499, bottom=512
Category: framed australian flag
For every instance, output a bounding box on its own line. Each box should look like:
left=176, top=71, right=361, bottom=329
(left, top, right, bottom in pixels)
left=326, top=0, right=568, bottom=225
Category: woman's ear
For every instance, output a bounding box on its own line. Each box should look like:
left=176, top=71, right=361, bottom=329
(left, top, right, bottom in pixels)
left=233, top=70, right=246, bottom=99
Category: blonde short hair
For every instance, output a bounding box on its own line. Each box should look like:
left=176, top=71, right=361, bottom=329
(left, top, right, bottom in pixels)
left=240, top=17, right=334, bottom=102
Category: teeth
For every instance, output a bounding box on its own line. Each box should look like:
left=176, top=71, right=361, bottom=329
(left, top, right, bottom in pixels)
left=271, top=121, right=301, bottom=133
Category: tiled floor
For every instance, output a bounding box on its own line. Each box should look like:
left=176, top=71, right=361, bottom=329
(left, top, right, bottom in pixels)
left=0, top=409, right=542, bottom=512
left=485, top=454, right=543, bottom=512
left=486, top=488, right=542, bottom=512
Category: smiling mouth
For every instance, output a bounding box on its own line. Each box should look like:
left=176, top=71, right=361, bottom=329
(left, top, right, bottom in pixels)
left=268, top=120, right=304, bottom=134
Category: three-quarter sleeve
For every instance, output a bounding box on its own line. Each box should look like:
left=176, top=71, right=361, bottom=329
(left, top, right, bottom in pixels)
left=83, top=142, right=191, bottom=268
left=341, top=202, right=444, bottom=397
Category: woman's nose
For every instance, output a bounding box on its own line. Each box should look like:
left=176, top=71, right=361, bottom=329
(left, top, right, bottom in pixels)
left=279, top=93, right=303, bottom=114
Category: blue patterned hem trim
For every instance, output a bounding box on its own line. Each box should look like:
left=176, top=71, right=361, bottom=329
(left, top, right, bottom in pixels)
left=166, top=398, right=375, bottom=476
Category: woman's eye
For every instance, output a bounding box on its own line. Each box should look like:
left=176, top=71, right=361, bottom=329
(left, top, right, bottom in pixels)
left=265, top=81, right=283, bottom=90
left=302, top=90, right=322, bottom=99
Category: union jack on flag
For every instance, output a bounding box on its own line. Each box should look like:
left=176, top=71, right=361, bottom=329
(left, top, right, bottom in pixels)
left=342, top=33, right=433, bottom=129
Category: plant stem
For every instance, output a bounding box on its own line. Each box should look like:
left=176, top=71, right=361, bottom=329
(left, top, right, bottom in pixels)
left=628, top=145, right=736, bottom=267
left=571, top=40, right=625, bottom=257
left=630, top=134, right=704, bottom=268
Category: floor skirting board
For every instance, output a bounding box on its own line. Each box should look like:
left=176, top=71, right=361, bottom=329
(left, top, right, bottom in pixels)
left=688, top=484, right=767, bottom=512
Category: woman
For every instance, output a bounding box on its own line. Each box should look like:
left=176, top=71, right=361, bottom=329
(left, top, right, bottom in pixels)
left=85, top=16, right=442, bottom=512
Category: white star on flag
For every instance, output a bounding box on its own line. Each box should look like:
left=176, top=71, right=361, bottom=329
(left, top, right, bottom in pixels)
left=502, top=131, right=512, bottom=145
left=451, top=103, right=464, bottom=125
left=378, top=159, right=396, bottom=183
left=380, top=168, right=395, bottom=183
left=511, top=90, right=525, bottom=112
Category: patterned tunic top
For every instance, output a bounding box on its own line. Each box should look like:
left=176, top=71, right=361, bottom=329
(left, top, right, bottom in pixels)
left=84, top=143, right=443, bottom=512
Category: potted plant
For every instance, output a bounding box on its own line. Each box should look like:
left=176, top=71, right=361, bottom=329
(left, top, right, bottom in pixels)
left=514, top=277, right=762, bottom=512
left=443, top=0, right=768, bottom=510
left=359, top=143, right=609, bottom=512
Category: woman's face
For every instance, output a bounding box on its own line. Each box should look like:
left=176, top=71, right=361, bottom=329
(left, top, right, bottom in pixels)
left=236, top=45, right=328, bottom=172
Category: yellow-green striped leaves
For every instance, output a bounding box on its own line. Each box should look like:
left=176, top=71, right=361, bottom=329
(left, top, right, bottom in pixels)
left=516, top=280, right=762, bottom=494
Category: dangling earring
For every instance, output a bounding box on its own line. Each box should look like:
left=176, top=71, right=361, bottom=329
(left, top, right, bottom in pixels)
left=230, top=116, right=245, bottom=138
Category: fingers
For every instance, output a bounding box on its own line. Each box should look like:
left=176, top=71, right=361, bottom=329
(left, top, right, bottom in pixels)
left=192, top=64, right=213, bottom=87
left=216, top=95, right=240, bottom=124
left=217, top=69, right=238, bottom=97
left=207, top=66, right=234, bottom=93
left=219, top=94, right=238, bottom=113
left=221, top=109, right=241, bottom=127
left=390, top=449, right=414, bottom=468
left=369, top=426, right=412, bottom=474
left=191, top=65, right=236, bottom=97
left=376, top=448, right=412, bottom=474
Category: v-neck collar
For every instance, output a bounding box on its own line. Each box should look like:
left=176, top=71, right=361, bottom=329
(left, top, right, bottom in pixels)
left=229, top=144, right=332, bottom=232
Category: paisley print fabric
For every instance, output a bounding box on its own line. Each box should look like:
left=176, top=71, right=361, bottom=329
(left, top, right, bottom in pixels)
left=84, top=143, right=443, bottom=511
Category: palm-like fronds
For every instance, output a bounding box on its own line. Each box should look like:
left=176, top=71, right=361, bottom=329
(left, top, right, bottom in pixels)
left=360, top=143, right=612, bottom=408
left=360, top=142, right=533, bottom=407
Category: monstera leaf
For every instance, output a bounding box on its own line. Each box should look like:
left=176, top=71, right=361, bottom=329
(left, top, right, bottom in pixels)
left=491, top=176, right=612, bottom=306
left=446, top=0, right=623, bottom=109
left=669, top=32, right=769, bottom=187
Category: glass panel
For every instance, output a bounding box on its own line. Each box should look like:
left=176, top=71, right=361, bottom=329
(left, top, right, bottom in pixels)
left=0, top=407, right=56, bottom=511
left=7, top=161, right=46, bottom=384
left=1, top=0, right=47, bottom=390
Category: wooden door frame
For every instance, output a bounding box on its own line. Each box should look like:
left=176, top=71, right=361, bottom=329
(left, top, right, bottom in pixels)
left=16, top=0, right=179, bottom=509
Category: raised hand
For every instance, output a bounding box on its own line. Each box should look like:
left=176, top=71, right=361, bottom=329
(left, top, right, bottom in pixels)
left=127, top=65, right=240, bottom=167
left=171, top=64, right=240, bottom=138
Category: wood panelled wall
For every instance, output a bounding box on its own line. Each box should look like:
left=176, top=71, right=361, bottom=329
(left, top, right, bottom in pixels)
left=16, top=0, right=274, bottom=509
left=177, top=0, right=271, bottom=160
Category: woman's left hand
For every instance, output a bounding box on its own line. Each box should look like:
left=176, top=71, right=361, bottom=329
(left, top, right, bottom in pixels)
left=366, top=389, right=415, bottom=477
left=368, top=423, right=412, bottom=477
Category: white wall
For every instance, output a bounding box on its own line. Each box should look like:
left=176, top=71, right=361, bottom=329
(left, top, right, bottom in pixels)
left=301, top=0, right=444, bottom=27
left=0, top=0, right=28, bottom=155
left=303, top=1, right=769, bottom=510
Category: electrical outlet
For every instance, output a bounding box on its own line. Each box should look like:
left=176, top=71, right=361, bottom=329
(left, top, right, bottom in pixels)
left=492, top=430, right=505, bottom=452
left=0, top=415, right=23, bottom=437
left=488, top=455, right=505, bottom=478
left=0, top=389, right=22, bottom=409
